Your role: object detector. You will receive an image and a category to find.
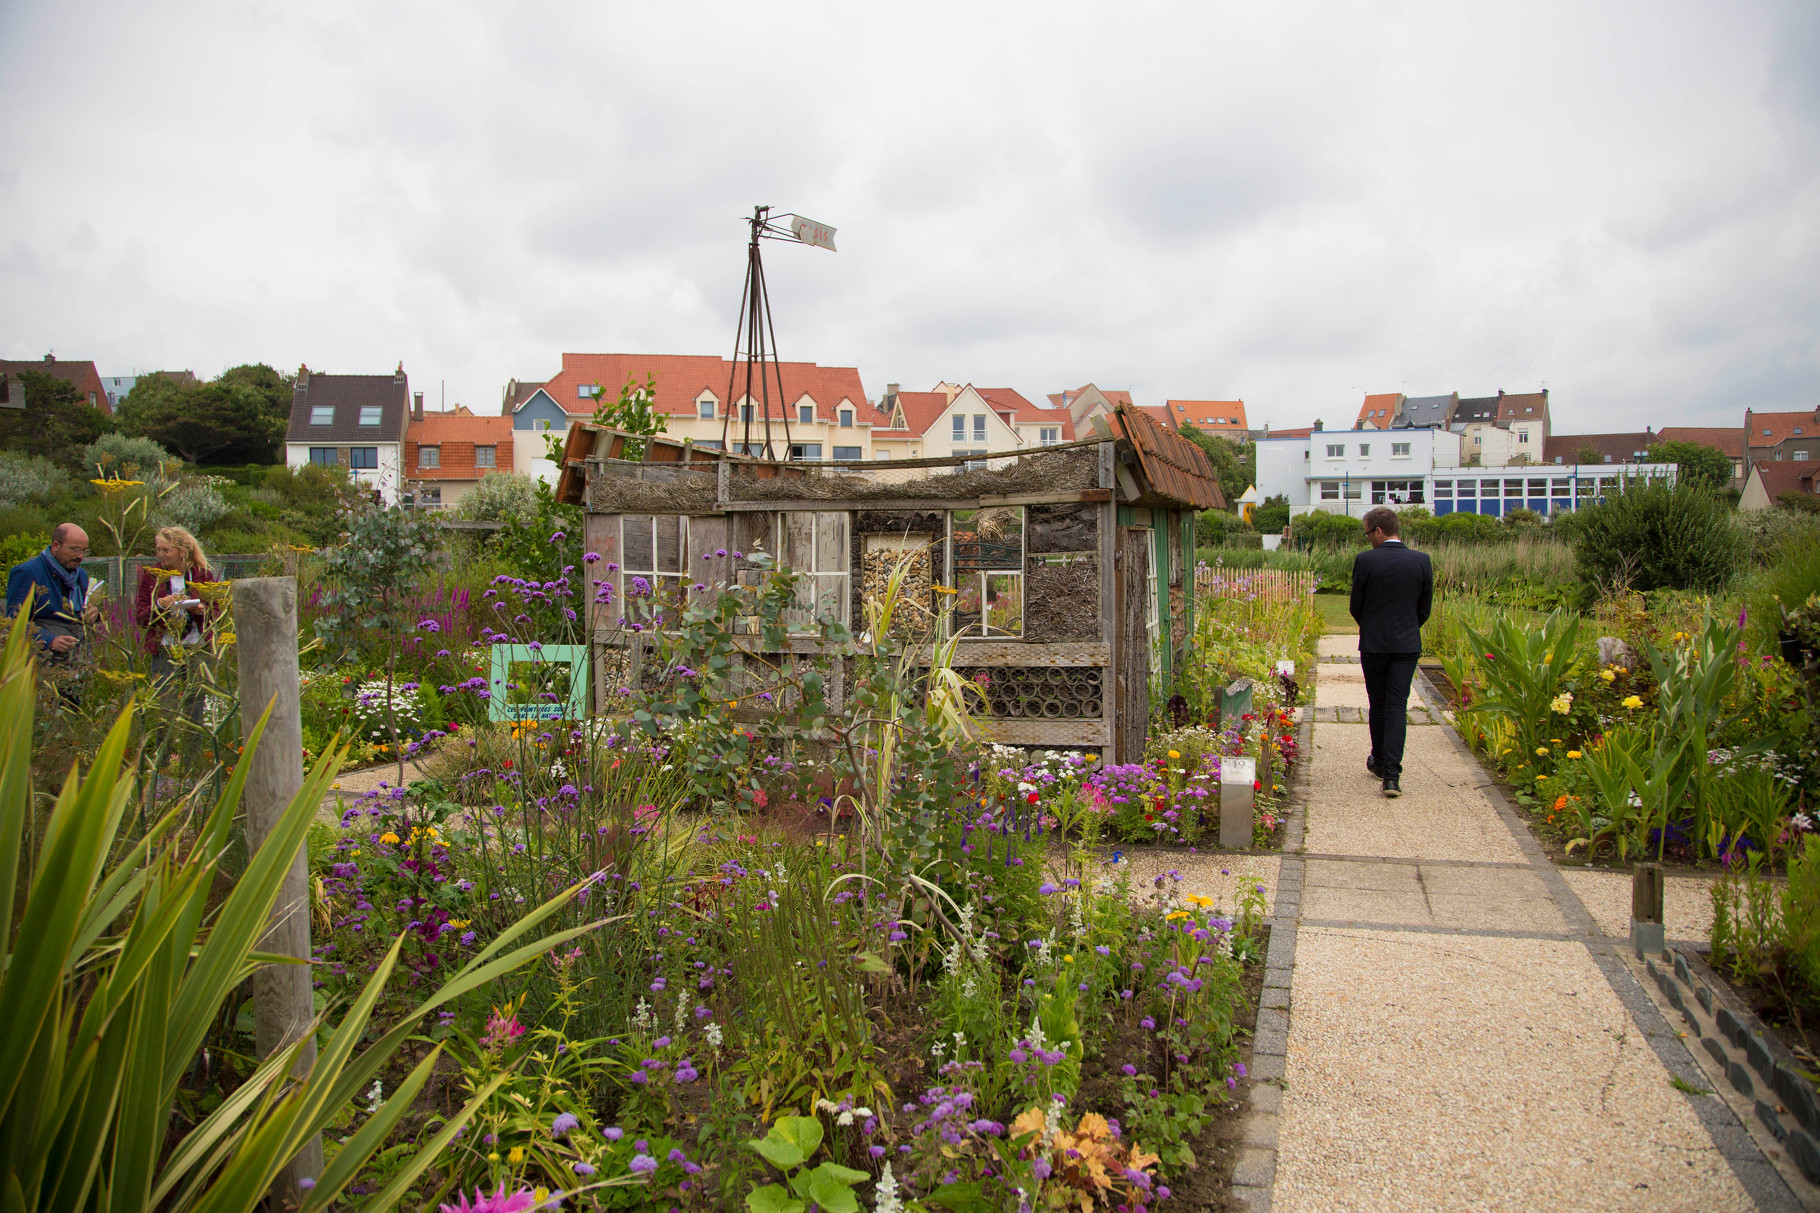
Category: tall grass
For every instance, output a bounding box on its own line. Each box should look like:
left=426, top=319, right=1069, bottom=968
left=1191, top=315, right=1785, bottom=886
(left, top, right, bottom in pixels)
left=1200, top=536, right=1577, bottom=597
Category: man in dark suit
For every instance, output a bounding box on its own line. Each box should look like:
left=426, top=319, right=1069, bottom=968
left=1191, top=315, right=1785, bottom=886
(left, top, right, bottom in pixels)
left=1348, top=506, right=1432, bottom=797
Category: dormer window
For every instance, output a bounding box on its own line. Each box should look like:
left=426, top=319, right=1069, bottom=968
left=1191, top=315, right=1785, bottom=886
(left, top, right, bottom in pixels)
left=839, top=409, right=853, bottom=428
left=309, top=405, right=334, bottom=426
left=698, top=398, right=715, bottom=419
left=798, top=404, right=814, bottom=425
left=358, top=406, right=382, bottom=426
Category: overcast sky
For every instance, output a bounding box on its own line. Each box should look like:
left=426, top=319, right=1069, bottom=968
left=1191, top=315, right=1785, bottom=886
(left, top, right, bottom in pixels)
left=2, top=1, right=1816, bottom=431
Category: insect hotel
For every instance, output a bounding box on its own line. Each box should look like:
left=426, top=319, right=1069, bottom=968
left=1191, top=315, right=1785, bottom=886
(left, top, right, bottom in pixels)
left=556, top=405, right=1225, bottom=764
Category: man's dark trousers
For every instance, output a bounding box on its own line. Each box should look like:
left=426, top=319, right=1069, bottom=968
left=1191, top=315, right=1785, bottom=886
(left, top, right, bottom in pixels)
left=1361, top=652, right=1419, bottom=779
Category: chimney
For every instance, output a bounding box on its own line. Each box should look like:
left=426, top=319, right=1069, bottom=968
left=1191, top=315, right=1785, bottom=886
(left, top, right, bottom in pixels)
left=413, top=391, right=424, bottom=421
left=885, top=382, right=899, bottom=409
left=395, top=361, right=406, bottom=384
left=296, top=363, right=309, bottom=390
left=1313, top=419, right=1324, bottom=431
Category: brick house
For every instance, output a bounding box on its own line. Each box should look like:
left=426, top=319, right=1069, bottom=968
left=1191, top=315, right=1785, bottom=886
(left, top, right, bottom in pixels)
left=283, top=364, right=413, bottom=501
left=404, top=404, right=514, bottom=509
left=0, top=355, right=111, bottom=415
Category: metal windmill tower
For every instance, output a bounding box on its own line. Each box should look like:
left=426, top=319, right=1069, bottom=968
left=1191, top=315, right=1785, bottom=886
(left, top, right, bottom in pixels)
left=718, top=205, right=837, bottom=460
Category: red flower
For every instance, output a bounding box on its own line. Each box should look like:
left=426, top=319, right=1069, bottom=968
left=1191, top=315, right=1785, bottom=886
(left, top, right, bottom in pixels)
left=1026, top=792, right=1039, bottom=804
left=503, top=759, right=514, bottom=770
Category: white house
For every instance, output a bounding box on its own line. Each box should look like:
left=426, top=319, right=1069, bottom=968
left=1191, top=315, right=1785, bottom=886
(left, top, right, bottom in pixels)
left=283, top=364, right=412, bottom=502
left=1257, top=427, right=1673, bottom=518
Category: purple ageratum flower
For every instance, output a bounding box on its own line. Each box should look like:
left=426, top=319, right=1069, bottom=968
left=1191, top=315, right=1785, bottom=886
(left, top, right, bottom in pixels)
left=298, top=1178, right=316, bottom=1191
left=603, top=1127, right=624, bottom=1141
left=674, top=1062, right=699, bottom=1083
left=573, top=1163, right=596, bottom=1176
left=1139, top=1016, right=1156, bottom=1030
left=1038, top=882, right=1058, bottom=895
left=551, top=1112, right=580, bottom=1137
left=439, top=1184, right=539, bottom=1213
left=628, top=1154, right=658, bottom=1175
left=1121, top=1064, right=1137, bottom=1076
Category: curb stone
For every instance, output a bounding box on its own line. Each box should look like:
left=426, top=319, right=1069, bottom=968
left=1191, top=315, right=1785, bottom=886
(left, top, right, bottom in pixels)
left=1231, top=668, right=1315, bottom=1213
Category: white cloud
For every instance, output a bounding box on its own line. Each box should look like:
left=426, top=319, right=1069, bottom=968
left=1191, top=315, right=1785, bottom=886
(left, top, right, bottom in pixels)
left=0, top=0, right=1815, bottom=431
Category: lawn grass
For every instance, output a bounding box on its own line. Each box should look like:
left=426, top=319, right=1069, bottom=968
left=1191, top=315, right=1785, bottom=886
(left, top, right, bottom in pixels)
left=1314, top=592, right=1356, bottom=634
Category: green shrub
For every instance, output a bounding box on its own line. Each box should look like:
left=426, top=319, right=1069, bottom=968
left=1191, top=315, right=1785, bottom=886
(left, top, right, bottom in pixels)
left=0, top=530, right=47, bottom=569
left=0, top=451, right=72, bottom=508
left=79, top=432, right=179, bottom=481
left=1572, top=480, right=1742, bottom=594
left=1252, top=493, right=1290, bottom=533
left=1290, top=509, right=1367, bottom=550
left=155, top=480, right=232, bottom=535
left=456, top=470, right=541, bottom=524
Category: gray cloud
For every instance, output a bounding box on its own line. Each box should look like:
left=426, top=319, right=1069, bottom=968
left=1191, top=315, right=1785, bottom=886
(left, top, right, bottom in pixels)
left=0, top=0, right=1815, bottom=428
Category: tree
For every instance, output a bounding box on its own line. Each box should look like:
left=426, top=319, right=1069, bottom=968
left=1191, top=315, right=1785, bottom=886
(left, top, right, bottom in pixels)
left=1647, top=440, right=1734, bottom=493
left=1177, top=423, right=1255, bottom=508
left=1573, top=480, right=1742, bottom=594
left=0, top=370, right=107, bottom=468
left=1574, top=443, right=1604, bottom=465
left=1252, top=493, right=1290, bottom=533
left=117, top=365, right=289, bottom=464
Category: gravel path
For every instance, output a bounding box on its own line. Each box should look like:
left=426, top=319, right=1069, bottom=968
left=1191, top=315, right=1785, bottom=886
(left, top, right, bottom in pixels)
left=1246, top=638, right=1800, bottom=1211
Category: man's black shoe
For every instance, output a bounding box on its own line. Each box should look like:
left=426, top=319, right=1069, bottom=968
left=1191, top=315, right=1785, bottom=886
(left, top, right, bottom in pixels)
left=1381, top=777, right=1401, bottom=798
left=1366, top=754, right=1378, bottom=777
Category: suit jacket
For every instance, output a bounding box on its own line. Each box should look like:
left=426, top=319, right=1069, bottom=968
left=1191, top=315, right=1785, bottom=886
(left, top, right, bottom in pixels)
left=1349, top=540, right=1433, bottom=654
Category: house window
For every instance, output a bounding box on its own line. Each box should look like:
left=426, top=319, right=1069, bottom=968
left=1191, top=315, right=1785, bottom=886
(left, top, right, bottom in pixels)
left=308, top=447, right=337, bottom=467
left=798, top=404, right=815, bottom=425
left=1392, top=442, right=1411, bottom=457
left=475, top=445, right=497, bottom=468
left=1798, top=428, right=1805, bottom=435
left=1040, top=427, right=1060, bottom=446
left=973, top=415, right=987, bottom=443
left=579, top=384, right=598, bottom=399
left=1342, top=482, right=1361, bottom=500
left=1455, top=480, right=1476, bottom=499
left=1518, top=431, right=1530, bottom=444
left=1764, top=429, right=1773, bottom=436
left=309, top=405, right=334, bottom=426
left=1325, top=443, right=1345, bottom=458
left=1473, top=435, right=1483, bottom=445
left=952, top=415, right=965, bottom=442
left=1319, top=481, right=1340, bottom=501
left=1529, top=479, right=1547, bottom=496
left=1433, top=480, right=1452, bottom=499
left=349, top=447, right=379, bottom=470
left=1776, top=450, right=1786, bottom=461
left=839, top=409, right=853, bottom=428
left=1358, top=444, right=1370, bottom=457
left=419, top=446, right=440, bottom=469
left=417, top=486, right=442, bottom=505
left=948, top=507, right=1023, bottom=638
left=789, top=443, right=823, bottom=460
left=1796, top=450, right=1811, bottom=461
left=1504, top=479, right=1525, bottom=498
left=621, top=514, right=686, bottom=611
left=88, top=392, right=97, bottom=406
left=698, top=398, right=715, bottom=420
left=359, top=406, right=382, bottom=426
left=773, top=512, right=851, bottom=632
left=832, top=446, right=863, bottom=461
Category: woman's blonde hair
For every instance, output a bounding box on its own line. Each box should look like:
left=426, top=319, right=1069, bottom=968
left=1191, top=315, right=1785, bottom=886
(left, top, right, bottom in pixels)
left=155, top=526, right=210, bottom=574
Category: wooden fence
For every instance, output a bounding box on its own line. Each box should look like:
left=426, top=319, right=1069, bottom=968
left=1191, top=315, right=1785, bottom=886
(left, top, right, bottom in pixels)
left=1194, top=566, right=1316, bottom=603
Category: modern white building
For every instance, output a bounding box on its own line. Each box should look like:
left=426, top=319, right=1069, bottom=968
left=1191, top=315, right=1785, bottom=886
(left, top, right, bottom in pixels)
left=1257, top=428, right=1675, bottom=518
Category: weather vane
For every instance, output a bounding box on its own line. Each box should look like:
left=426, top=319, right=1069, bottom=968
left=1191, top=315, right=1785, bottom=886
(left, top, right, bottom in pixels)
left=720, top=205, right=838, bottom=460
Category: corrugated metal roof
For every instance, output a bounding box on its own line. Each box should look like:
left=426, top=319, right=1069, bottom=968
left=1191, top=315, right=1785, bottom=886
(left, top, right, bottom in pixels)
left=1108, top=405, right=1225, bottom=509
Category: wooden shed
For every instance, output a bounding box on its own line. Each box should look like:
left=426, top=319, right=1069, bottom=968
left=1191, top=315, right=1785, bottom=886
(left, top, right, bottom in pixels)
left=557, top=405, right=1224, bottom=764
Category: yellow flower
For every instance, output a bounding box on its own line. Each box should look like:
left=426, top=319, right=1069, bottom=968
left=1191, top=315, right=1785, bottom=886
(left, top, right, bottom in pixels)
left=1536, top=746, right=1549, bottom=756
left=533, top=1191, right=549, bottom=1205
left=1063, top=954, right=1075, bottom=964
left=379, top=831, right=400, bottom=845
left=933, top=585, right=958, bottom=595
left=1186, top=893, right=1214, bottom=908
left=508, top=1147, right=524, bottom=1165
left=1167, top=750, right=1181, bottom=759
left=1567, top=750, right=1582, bottom=759
left=448, top=918, right=470, bottom=929
left=487, top=1152, right=500, bottom=1163
left=1621, top=695, right=1643, bottom=710
left=1599, top=669, right=1616, bottom=683
left=216, top=632, right=235, bottom=645
left=726, top=700, right=738, bottom=708
left=89, top=477, right=145, bottom=493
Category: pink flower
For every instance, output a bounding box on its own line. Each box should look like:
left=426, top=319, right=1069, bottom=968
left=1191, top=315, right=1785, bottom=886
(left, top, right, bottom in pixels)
left=482, top=1008, right=525, bottom=1049
left=440, top=1184, right=539, bottom=1213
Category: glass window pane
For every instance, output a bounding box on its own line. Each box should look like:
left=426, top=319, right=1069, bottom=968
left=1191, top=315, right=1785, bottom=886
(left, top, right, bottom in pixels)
left=985, top=572, right=1023, bottom=637
left=951, top=507, right=1023, bottom=572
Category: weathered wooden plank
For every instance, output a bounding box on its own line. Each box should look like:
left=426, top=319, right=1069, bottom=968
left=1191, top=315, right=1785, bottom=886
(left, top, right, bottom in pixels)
left=715, top=488, right=1112, bottom=513
left=951, top=641, right=1110, bottom=666
left=1117, top=527, right=1151, bottom=763
left=976, top=718, right=1111, bottom=747
left=1098, top=494, right=1118, bottom=768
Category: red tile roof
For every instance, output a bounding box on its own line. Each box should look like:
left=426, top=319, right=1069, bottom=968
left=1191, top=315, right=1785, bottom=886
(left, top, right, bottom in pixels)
left=1136, top=405, right=1177, bottom=432
left=1168, top=400, right=1250, bottom=431
left=1745, top=410, right=1820, bottom=446
left=883, top=391, right=951, bottom=437
left=541, top=353, right=874, bottom=424
left=0, top=357, right=111, bottom=415
left=1354, top=393, right=1402, bottom=427
left=1496, top=390, right=1549, bottom=424
left=406, top=413, right=515, bottom=480
left=1542, top=432, right=1654, bottom=464
left=1749, top=460, right=1820, bottom=500
left=1655, top=427, right=1743, bottom=459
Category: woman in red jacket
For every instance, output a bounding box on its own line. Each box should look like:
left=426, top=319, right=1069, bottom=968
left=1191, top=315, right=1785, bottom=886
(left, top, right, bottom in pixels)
left=134, top=526, right=218, bottom=730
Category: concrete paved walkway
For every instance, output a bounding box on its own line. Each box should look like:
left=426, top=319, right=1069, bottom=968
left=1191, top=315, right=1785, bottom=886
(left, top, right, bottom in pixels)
left=1237, top=635, right=1808, bottom=1212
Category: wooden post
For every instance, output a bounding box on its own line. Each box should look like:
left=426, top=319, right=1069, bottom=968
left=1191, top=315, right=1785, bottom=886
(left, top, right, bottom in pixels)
left=1631, top=861, right=1666, bottom=960
left=232, top=577, right=323, bottom=1202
